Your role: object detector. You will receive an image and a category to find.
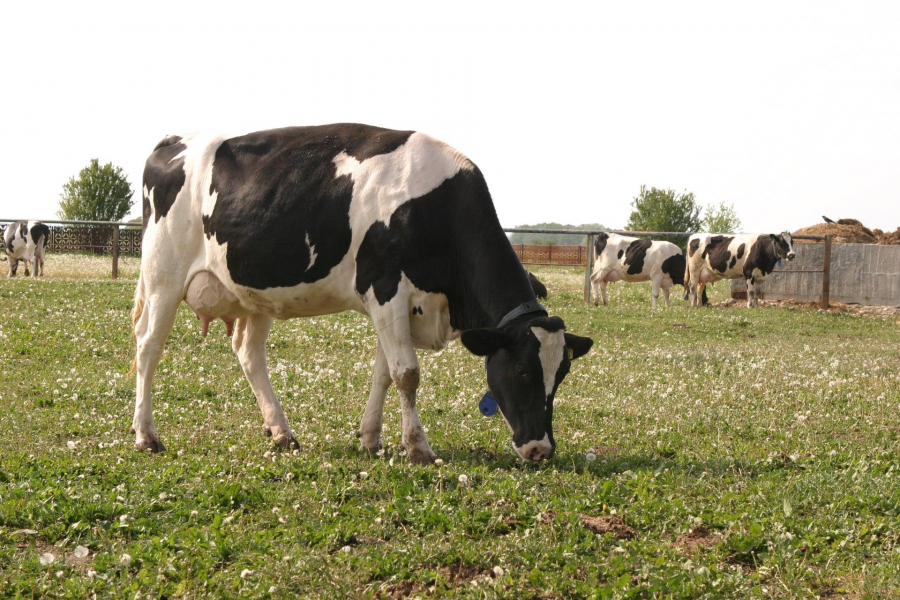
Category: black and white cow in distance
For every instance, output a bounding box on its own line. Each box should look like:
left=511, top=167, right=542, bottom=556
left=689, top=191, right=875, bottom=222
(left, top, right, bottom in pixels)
left=686, top=232, right=796, bottom=308
left=590, top=233, right=685, bottom=308
left=133, top=124, right=593, bottom=463
left=3, top=221, right=50, bottom=277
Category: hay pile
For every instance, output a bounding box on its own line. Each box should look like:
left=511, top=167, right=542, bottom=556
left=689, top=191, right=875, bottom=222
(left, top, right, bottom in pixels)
left=794, top=218, right=900, bottom=244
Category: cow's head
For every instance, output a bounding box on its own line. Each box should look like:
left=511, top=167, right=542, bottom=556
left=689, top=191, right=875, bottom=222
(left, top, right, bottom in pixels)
left=771, top=232, right=796, bottom=261
left=461, top=316, right=593, bottom=461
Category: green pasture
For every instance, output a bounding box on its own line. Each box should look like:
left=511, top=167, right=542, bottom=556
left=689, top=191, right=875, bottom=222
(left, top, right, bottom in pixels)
left=1, top=258, right=899, bottom=598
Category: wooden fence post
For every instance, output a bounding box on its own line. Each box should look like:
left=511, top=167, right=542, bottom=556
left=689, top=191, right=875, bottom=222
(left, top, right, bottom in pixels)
left=111, top=225, right=120, bottom=280
left=821, top=234, right=832, bottom=309
left=584, top=234, right=593, bottom=304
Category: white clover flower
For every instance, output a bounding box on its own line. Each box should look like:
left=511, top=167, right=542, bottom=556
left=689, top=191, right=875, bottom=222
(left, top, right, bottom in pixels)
left=240, top=568, right=253, bottom=579
left=66, top=441, right=76, bottom=450
left=120, top=553, right=132, bottom=566
left=359, top=471, right=369, bottom=480
left=73, top=546, right=89, bottom=559
left=458, top=474, right=469, bottom=485
left=434, top=459, right=444, bottom=467
left=39, top=552, right=56, bottom=566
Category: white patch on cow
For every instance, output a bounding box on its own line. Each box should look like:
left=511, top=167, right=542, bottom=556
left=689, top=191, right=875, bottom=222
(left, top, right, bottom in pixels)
left=513, top=433, right=552, bottom=461
left=305, top=233, right=318, bottom=272
left=336, top=132, right=474, bottom=239
left=531, top=326, right=565, bottom=397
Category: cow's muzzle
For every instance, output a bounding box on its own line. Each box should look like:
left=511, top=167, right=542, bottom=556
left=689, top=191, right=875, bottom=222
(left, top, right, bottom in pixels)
left=514, top=434, right=554, bottom=461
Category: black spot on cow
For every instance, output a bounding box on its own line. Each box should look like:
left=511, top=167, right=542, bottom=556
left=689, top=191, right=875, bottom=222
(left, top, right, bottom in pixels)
left=412, top=306, right=424, bottom=315
left=701, top=236, right=734, bottom=273
left=623, top=239, right=652, bottom=275
left=355, top=167, right=538, bottom=331
left=202, top=125, right=413, bottom=290
left=617, top=249, right=624, bottom=259
left=729, top=256, right=737, bottom=269
left=143, top=135, right=187, bottom=229
left=594, top=233, right=608, bottom=258
left=688, top=238, right=700, bottom=257
left=736, top=244, right=745, bottom=259
left=743, top=235, right=780, bottom=280
left=661, top=253, right=685, bottom=287
left=526, top=271, right=547, bottom=299
left=29, top=222, right=50, bottom=246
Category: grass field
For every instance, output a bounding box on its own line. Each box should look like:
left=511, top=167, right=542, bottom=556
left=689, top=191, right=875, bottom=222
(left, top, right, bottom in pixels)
left=2, top=257, right=900, bottom=599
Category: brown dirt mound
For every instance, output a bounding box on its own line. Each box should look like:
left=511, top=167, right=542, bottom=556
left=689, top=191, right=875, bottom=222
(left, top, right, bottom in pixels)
left=795, top=219, right=900, bottom=245
left=674, top=526, right=721, bottom=550
left=876, top=227, right=900, bottom=245
left=581, top=515, right=637, bottom=539
left=793, top=222, right=877, bottom=244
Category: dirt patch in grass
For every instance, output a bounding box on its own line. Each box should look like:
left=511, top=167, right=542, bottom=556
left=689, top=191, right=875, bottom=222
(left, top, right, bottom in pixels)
left=674, top=526, right=720, bottom=551
left=716, top=298, right=900, bottom=317
left=375, top=563, right=492, bottom=599
left=581, top=515, right=637, bottom=540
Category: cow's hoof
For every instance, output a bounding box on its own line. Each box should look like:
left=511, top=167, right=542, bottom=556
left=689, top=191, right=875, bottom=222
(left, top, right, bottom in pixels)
left=359, top=440, right=383, bottom=455
left=357, top=432, right=383, bottom=454
left=407, top=447, right=437, bottom=465
left=274, top=434, right=299, bottom=451
left=134, top=436, right=166, bottom=453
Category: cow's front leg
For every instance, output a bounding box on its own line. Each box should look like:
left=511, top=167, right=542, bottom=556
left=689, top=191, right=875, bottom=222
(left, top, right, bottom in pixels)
left=370, top=295, right=436, bottom=465
left=232, top=313, right=297, bottom=450
left=600, top=281, right=609, bottom=307
left=590, top=272, right=601, bottom=306
left=358, top=340, right=391, bottom=453
left=746, top=278, right=755, bottom=308
left=662, top=286, right=671, bottom=308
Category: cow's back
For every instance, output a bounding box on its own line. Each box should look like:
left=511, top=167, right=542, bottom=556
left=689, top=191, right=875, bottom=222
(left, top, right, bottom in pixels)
left=141, top=124, right=477, bottom=318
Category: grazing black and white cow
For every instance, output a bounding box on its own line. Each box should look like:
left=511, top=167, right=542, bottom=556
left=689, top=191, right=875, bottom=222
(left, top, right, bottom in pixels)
left=590, top=233, right=685, bottom=308
left=3, top=221, right=50, bottom=277
left=133, top=124, right=593, bottom=463
left=526, top=271, right=548, bottom=299
left=686, top=232, right=796, bottom=308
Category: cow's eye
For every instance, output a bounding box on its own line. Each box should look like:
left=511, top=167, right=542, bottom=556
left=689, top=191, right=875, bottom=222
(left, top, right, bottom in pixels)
left=516, top=366, right=528, bottom=378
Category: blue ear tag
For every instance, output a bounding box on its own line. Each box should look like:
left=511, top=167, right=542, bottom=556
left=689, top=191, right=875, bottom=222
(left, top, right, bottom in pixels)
left=777, top=260, right=783, bottom=267
left=479, top=391, right=498, bottom=416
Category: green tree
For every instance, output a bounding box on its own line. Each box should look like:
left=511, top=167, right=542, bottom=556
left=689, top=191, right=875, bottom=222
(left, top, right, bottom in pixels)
left=509, top=222, right=608, bottom=246
left=702, top=201, right=742, bottom=234
left=58, top=159, right=134, bottom=221
left=626, top=185, right=702, bottom=246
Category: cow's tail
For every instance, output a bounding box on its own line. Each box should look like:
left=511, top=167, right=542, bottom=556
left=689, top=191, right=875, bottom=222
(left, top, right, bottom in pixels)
left=128, top=271, right=145, bottom=377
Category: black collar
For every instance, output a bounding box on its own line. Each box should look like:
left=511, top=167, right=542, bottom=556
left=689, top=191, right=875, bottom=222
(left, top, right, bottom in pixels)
left=496, top=300, right=547, bottom=329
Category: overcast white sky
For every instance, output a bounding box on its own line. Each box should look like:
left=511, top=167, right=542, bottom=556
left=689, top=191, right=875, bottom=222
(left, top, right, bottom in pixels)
left=1, top=1, right=897, bottom=232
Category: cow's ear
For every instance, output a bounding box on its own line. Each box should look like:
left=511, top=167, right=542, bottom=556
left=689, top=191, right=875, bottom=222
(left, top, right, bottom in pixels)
left=460, top=329, right=510, bottom=356
left=564, top=333, right=594, bottom=360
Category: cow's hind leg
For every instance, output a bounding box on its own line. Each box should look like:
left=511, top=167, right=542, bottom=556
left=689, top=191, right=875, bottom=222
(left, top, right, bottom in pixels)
left=132, top=288, right=182, bottom=452
left=232, top=313, right=297, bottom=449
left=358, top=339, right=391, bottom=453
left=662, top=285, right=671, bottom=308
left=600, top=281, right=609, bottom=307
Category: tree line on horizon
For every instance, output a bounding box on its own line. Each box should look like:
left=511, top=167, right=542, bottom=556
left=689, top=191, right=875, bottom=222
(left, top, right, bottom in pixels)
left=513, top=185, right=741, bottom=248
left=53, top=161, right=741, bottom=248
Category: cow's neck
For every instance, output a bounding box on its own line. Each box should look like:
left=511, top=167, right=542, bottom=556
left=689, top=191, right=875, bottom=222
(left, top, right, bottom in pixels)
left=755, top=236, right=779, bottom=274
left=450, top=210, right=539, bottom=331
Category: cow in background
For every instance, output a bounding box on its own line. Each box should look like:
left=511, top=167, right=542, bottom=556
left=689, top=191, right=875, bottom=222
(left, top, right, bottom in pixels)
left=3, top=221, right=50, bottom=277
left=687, top=232, right=796, bottom=308
left=590, top=233, right=685, bottom=308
